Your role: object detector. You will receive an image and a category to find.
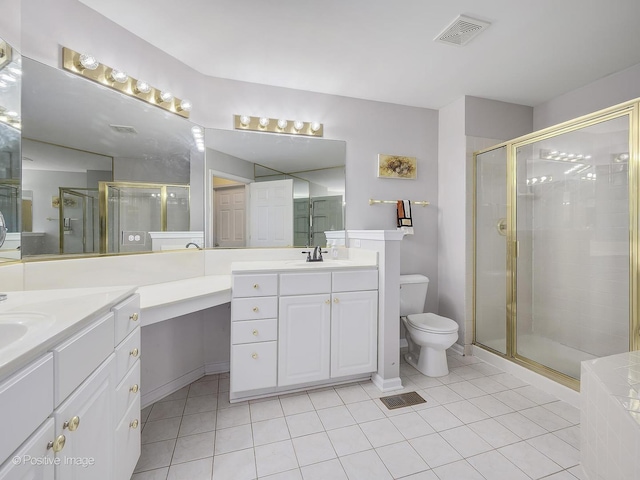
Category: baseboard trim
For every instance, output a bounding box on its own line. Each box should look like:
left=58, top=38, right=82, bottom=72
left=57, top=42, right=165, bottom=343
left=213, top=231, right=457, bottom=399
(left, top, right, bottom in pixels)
left=371, top=373, right=403, bottom=392
left=449, top=343, right=464, bottom=356
left=141, top=367, right=204, bottom=409
left=205, top=361, right=230, bottom=375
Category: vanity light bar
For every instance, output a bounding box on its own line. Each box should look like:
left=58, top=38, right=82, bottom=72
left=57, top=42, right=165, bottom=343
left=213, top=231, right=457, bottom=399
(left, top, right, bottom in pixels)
left=234, top=115, right=323, bottom=137
left=62, top=47, right=191, bottom=119
left=540, top=149, right=591, bottom=162
left=0, top=40, right=12, bottom=70
left=526, top=175, right=553, bottom=186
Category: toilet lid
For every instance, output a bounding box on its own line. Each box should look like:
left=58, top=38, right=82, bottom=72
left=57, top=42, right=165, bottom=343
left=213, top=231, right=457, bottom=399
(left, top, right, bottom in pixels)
left=407, top=313, right=459, bottom=334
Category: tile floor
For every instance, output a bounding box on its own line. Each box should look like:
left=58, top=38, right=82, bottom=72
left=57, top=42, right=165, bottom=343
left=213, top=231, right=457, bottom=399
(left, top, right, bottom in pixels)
left=131, top=351, right=587, bottom=480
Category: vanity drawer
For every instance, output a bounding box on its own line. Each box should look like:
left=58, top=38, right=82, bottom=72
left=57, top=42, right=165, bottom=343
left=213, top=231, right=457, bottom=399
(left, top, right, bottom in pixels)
left=231, top=342, right=277, bottom=392
left=233, top=274, right=278, bottom=298
left=231, top=296, right=277, bottom=321
left=112, top=294, right=141, bottom=346
left=53, top=312, right=114, bottom=407
left=280, top=272, right=331, bottom=295
left=114, top=394, right=141, bottom=480
left=232, top=318, right=278, bottom=345
left=332, top=270, right=378, bottom=292
left=0, top=354, right=54, bottom=464
left=115, top=328, right=141, bottom=382
left=115, top=359, right=140, bottom=421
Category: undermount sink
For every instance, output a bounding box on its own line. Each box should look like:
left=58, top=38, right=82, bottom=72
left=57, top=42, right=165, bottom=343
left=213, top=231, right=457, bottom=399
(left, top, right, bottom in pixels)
left=0, top=312, right=54, bottom=350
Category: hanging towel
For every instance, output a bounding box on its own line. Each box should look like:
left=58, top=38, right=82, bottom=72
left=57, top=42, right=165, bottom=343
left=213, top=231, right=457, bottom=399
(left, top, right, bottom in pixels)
left=396, top=200, right=413, bottom=227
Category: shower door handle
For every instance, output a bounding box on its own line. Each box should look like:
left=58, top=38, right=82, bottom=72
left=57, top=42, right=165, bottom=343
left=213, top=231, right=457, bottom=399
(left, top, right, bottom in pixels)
left=513, top=241, right=520, bottom=258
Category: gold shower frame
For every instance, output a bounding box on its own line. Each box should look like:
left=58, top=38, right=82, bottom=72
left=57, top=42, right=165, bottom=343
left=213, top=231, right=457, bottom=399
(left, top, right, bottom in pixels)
left=473, top=98, right=640, bottom=391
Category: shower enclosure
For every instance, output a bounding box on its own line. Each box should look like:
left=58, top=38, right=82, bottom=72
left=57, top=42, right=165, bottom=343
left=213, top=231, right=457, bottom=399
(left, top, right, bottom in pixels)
left=474, top=99, right=639, bottom=389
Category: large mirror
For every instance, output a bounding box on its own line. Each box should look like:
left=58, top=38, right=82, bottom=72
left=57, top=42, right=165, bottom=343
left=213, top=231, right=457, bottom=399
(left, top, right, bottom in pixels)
left=21, top=57, right=205, bottom=258
left=205, top=129, right=345, bottom=248
left=0, top=38, right=22, bottom=262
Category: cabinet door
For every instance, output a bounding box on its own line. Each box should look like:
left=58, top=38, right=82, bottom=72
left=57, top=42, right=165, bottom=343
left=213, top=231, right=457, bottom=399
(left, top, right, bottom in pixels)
left=0, top=418, right=55, bottom=480
left=278, top=294, right=331, bottom=386
left=331, top=290, right=378, bottom=378
left=54, top=355, right=115, bottom=480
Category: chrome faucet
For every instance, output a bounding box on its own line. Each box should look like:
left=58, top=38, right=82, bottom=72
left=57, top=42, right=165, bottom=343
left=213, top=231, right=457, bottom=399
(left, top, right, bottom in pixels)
left=301, top=245, right=328, bottom=262
left=185, top=242, right=202, bottom=250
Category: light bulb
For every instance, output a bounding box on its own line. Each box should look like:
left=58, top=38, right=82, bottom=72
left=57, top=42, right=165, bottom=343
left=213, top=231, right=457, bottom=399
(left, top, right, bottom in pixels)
left=259, top=117, right=270, bottom=128
left=0, top=73, right=16, bottom=83
left=78, top=53, right=99, bottom=71
left=239, top=115, right=251, bottom=126
left=158, top=91, right=173, bottom=103
left=179, top=99, right=192, bottom=112
left=191, top=126, right=203, bottom=137
left=293, top=120, right=304, bottom=131
left=135, top=79, right=151, bottom=94
left=310, top=122, right=321, bottom=133
left=277, top=119, right=288, bottom=130
left=109, top=69, right=128, bottom=84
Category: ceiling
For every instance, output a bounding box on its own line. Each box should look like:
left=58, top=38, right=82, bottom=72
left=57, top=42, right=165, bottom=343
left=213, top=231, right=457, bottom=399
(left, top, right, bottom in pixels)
left=78, top=0, right=640, bottom=109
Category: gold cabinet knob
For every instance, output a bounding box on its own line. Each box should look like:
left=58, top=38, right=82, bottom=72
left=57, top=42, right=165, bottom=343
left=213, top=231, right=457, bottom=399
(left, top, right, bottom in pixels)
left=130, top=384, right=139, bottom=393
left=130, top=312, right=139, bottom=322
left=253, top=284, right=259, bottom=289
left=334, top=298, right=339, bottom=303
left=325, top=299, right=330, bottom=304
left=130, top=419, right=139, bottom=429
left=63, top=416, right=80, bottom=432
left=252, top=329, right=258, bottom=336
left=251, top=353, right=258, bottom=359
left=130, top=348, right=139, bottom=357
left=47, top=435, right=66, bottom=452
left=252, top=307, right=259, bottom=312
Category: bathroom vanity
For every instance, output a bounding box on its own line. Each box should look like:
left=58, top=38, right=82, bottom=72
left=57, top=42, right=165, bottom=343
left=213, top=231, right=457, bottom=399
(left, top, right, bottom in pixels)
left=0, top=288, right=141, bottom=480
left=230, top=261, right=378, bottom=402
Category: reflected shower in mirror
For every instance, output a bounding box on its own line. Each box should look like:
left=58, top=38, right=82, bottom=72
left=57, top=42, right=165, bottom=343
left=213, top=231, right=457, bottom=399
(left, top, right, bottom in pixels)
left=205, top=128, right=345, bottom=248
left=0, top=38, right=21, bottom=261
left=21, top=57, right=205, bottom=258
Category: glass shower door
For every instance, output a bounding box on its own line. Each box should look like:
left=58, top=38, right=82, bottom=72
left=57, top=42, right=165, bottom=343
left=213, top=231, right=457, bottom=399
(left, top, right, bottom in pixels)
left=513, top=113, right=631, bottom=380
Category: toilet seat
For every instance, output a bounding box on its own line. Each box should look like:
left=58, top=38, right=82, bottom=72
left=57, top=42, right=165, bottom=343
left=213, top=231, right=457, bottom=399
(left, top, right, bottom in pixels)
left=407, top=313, right=458, bottom=334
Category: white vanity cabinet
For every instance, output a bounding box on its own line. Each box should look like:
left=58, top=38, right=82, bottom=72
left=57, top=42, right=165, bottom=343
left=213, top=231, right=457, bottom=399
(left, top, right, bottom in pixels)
left=0, top=418, right=55, bottom=480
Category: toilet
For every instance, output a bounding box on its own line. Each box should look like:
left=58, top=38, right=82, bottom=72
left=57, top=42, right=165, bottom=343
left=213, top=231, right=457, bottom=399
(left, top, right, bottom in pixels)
left=400, top=274, right=459, bottom=377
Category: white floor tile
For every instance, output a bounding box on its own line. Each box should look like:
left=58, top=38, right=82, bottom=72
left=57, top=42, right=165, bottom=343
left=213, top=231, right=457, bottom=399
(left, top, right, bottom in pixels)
left=213, top=448, right=256, bottom=480
left=148, top=399, right=186, bottom=421
left=468, top=394, right=513, bottom=417
left=308, top=388, right=343, bottom=410
left=142, top=417, right=181, bottom=444
left=450, top=366, right=485, bottom=380
left=135, top=439, right=176, bottom=473
left=527, top=433, right=580, bottom=469
left=491, top=373, right=528, bottom=389
left=326, top=425, right=372, bottom=456
left=416, top=406, right=463, bottom=432
left=492, top=390, right=537, bottom=411
left=189, top=380, right=219, bottom=397
left=494, top=412, right=547, bottom=439
left=250, top=399, right=284, bottom=422
left=160, top=386, right=190, bottom=403
left=409, top=433, right=462, bottom=469
left=467, top=418, right=520, bottom=448
left=432, top=459, right=485, bottom=480
left=254, top=440, right=298, bottom=477
left=317, top=405, right=356, bottom=430
left=375, top=441, right=429, bottom=478
left=291, top=432, right=336, bottom=466
left=252, top=417, right=291, bottom=447
left=469, top=362, right=503, bottom=375
left=407, top=374, right=442, bottom=389
left=131, top=467, right=169, bottom=480
left=498, top=441, right=562, bottom=479
left=178, top=411, right=216, bottom=437
left=444, top=400, right=490, bottom=424
left=216, top=405, right=250, bottom=430
left=141, top=405, right=153, bottom=423
left=468, top=376, right=510, bottom=394
left=359, top=418, right=405, bottom=448
left=540, top=471, right=577, bottom=480
left=543, top=401, right=581, bottom=425
left=422, top=385, right=464, bottom=404
left=553, top=425, right=580, bottom=449
left=346, top=399, right=386, bottom=423
left=218, top=378, right=230, bottom=393
left=567, top=465, right=587, bottom=479
left=466, top=450, right=530, bottom=480
left=285, top=411, right=324, bottom=438
left=513, top=385, right=557, bottom=405
left=339, top=449, right=393, bottom=480
left=279, top=393, right=314, bottom=416
left=447, top=380, right=488, bottom=399
left=397, top=470, right=438, bottom=480
left=214, top=424, right=253, bottom=455
left=259, top=468, right=302, bottom=480
left=439, top=425, right=493, bottom=457
left=167, top=457, right=212, bottom=480
left=172, top=431, right=215, bottom=464
left=300, top=458, right=347, bottom=480
left=184, top=394, right=218, bottom=415
left=388, top=411, right=435, bottom=439
left=335, top=384, right=370, bottom=404
left=519, top=405, right=572, bottom=431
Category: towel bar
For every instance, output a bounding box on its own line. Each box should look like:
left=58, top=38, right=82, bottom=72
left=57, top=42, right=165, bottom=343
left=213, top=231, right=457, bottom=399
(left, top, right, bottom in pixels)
left=369, top=199, right=430, bottom=206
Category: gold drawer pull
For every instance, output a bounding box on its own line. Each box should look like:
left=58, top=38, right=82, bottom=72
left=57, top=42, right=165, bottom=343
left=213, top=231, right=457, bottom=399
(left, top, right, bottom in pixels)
left=47, top=435, right=66, bottom=452
left=252, top=307, right=259, bottom=312
left=251, top=353, right=258, bottom=359
left=325, top=299, right=330, bottom=304
left=130, top=348, right=139, bottom=357
left=130, top=312, right=139, bottom=322
left=253, top=284, right=259, bottom=289
left=334, top=298, right=339, bottom=303
left=63, top=416, right=80, bottom=432
left=130, top=419, right=139, bottom=429
left=252, top=329, right=259, bottom=336
left=130, top=384, right=139, bottom=393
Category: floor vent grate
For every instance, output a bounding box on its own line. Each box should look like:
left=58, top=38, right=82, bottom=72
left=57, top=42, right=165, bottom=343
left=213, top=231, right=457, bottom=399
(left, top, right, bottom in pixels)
left=379, top=391, right=426, bottom=410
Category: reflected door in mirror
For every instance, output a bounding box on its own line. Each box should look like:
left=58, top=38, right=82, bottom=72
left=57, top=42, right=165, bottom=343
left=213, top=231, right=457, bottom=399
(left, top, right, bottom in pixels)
left=249, top=179, right=293, bottom=247
left=215, top=186, right=246, bottom=247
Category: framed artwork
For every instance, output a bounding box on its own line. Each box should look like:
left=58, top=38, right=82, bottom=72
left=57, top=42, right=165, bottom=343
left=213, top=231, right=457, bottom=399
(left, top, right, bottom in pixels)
left=377, top=154, right=417, bottom=179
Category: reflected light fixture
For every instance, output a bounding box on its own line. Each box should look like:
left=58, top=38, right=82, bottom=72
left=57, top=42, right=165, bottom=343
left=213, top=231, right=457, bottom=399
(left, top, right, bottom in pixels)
left=62, top=47, right=191, bottom=118
left=191, top=126, right=205, bottom=152
left=234, top=115, right=323, bottom=137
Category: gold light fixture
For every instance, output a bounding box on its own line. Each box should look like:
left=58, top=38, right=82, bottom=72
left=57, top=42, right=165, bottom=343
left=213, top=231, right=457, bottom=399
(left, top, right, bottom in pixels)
left=234, top=115, right=323, bottom=137
left=62, top=47, right=191, bottom=119
left=0, top=40, right=12, bottom=70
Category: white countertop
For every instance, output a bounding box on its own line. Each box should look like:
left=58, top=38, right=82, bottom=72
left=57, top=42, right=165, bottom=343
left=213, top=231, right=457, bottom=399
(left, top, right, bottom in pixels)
left=0, top=286, right=137, bottom=381
left=231, top=259, right=377, bottom=273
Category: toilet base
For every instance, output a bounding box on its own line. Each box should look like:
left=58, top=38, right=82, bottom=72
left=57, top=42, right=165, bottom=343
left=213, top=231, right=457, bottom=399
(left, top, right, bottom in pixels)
left=404, top=347, right=450, bottom=377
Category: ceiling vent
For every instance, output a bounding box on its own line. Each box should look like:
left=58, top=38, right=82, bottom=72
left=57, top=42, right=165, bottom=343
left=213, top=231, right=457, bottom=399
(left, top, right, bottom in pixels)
left=109, top=124, right=138, bottom=134
left=435, top=15, right=490, bottom=46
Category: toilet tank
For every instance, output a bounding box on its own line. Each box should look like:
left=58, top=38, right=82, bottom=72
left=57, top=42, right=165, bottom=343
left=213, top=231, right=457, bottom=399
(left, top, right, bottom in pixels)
left=399, top=274, right=429, bottom=317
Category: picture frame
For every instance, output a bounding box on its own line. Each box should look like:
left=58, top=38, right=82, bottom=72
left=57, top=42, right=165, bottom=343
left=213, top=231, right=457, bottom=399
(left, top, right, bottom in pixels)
left=377, top=154, right=417, bottom=179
